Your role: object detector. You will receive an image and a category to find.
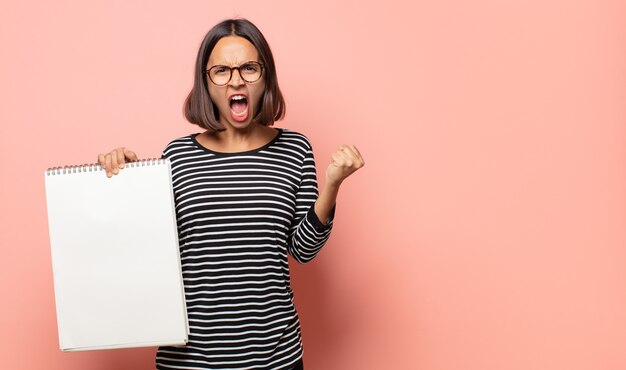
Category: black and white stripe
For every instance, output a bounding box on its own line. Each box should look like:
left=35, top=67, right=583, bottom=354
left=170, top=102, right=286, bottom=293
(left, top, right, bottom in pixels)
left=156, top=128, right=334, bottom=370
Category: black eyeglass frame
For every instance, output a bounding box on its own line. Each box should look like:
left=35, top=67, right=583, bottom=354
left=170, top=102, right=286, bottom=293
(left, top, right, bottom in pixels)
left=205, top=61, right=265, bottom=86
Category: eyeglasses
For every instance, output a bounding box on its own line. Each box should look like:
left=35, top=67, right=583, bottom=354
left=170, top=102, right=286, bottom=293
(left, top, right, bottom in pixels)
left=205, top=61, right=264, bottom=86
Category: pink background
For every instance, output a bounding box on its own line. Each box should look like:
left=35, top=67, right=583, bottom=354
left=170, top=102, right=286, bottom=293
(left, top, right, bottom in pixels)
left=1, top=0, right=625, bottom=369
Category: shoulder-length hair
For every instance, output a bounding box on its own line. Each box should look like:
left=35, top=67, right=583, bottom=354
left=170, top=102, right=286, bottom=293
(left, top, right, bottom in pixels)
left=183, top=18, right=286, bottom=131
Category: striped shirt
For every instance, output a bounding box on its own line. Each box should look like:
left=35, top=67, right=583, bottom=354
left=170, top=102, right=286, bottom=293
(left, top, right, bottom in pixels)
left=156, top=128, right=335, bottom=369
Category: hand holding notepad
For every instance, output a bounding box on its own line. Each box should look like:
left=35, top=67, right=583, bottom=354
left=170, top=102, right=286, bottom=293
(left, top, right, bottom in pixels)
left=97, top=147, right=139, bottom=178
left=44, top=158, right=188, bottom=351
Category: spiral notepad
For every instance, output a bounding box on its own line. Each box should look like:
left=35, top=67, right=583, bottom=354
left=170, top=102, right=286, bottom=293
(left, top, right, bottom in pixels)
left=44, top=158, right=188, bottom=351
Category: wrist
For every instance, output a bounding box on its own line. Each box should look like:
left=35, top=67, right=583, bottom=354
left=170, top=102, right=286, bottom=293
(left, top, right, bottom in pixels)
left=324, top=176, right=342, bottom=190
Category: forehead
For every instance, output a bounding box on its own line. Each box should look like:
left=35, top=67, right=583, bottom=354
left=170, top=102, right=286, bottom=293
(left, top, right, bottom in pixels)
left=207, top=36, right=259, bottom=66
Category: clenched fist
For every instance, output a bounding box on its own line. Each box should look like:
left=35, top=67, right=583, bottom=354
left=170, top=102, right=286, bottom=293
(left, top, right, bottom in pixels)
left=325, top=145, right=365, bottom=187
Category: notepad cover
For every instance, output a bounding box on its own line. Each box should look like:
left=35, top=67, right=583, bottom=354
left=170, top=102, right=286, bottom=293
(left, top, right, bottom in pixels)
left=44, top=160, right=188, bottom=351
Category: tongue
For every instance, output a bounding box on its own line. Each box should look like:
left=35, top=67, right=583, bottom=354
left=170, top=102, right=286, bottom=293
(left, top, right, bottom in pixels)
left=231, top=100, right=247, bottom=114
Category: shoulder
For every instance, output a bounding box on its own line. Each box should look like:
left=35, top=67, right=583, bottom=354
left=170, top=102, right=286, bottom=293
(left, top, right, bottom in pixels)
left=161, top=133, right=200, bottom=159
left=278, top=128, right=314, bottom=152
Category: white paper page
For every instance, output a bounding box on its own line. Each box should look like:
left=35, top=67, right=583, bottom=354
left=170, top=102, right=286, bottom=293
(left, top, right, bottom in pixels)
left=44, top=160, right=188, bottom=351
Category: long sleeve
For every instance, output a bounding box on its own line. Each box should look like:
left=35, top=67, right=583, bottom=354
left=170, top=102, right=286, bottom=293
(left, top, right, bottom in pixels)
left=286, top=142, right=335, bottom=263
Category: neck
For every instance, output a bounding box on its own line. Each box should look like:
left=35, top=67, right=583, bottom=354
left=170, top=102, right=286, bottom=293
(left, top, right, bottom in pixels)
left=216, top=121, right=260, bottom=143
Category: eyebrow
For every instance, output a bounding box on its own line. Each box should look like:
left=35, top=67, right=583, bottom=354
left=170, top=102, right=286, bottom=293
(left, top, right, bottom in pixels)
left=208, top=60, right=259, bottom=67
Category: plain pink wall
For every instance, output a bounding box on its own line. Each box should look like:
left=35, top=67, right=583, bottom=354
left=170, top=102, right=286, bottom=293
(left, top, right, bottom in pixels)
left=1, top=0, right=625, bottom=369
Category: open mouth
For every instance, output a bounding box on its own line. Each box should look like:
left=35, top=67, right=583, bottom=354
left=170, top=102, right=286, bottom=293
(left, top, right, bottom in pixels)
left=229, top=95, right=249, bottom=121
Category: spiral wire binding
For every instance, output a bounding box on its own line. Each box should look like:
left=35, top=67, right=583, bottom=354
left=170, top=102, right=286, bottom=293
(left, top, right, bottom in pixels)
left=45, top=158, right=166, bottom=176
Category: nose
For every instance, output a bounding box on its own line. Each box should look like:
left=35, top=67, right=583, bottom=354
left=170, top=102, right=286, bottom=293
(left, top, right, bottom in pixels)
left=228, top=68, right=244, bottom=87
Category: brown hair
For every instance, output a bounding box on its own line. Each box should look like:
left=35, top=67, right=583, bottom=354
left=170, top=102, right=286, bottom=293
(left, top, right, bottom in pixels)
left=183, top=19, right=286, bottom=131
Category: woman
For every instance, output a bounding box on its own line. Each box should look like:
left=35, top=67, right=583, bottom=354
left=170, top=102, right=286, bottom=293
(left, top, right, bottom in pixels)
left=99, top=18, right=364, bottom=370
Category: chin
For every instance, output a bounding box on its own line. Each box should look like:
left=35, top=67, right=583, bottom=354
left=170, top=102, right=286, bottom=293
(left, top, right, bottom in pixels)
left=224, top=117, right=253, bottom=130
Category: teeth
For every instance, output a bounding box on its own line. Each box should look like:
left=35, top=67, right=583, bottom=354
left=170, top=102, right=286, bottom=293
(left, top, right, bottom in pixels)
left=230, top=95, right=246, bottom=101
left=232, top=108, right=247, bottom=116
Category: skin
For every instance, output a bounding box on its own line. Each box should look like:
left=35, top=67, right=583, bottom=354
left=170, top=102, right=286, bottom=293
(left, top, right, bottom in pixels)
left=200, top=36, right=272, bottom=151
left=98, top=35, right=364, bottom=225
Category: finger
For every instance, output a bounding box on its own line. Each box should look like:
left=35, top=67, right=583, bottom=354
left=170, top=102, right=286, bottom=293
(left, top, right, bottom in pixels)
left=347, top=145, right=365, bottom=167
left=335, top=150, right=354, bottom=167
left=98, top=153, right=106, bottom=168
left=340, top=145, right=359, bottom=160
left=105, top=153, right=112, bottom=177
left=331, top=152, right=344, bottom=166
left=116, top=148, right=126, bottom=168
left=350, top=145, right=364, bottom=162
left=111, top=151, right=120, bottom=175
left=124, top=148, right=138, bottom=162
left=348, top=145, right=365, bottom=164
left=340, top=145, right=364, bottom=168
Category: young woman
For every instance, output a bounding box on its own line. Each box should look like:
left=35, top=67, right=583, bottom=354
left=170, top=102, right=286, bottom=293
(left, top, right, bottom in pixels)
left=98, top=18, right=364, bottom=370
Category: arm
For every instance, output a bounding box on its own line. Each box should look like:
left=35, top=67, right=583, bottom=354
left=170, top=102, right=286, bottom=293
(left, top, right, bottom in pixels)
left=287, top=143, right=364, bottom=263
left=313, top=182, right=340, bottom=226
